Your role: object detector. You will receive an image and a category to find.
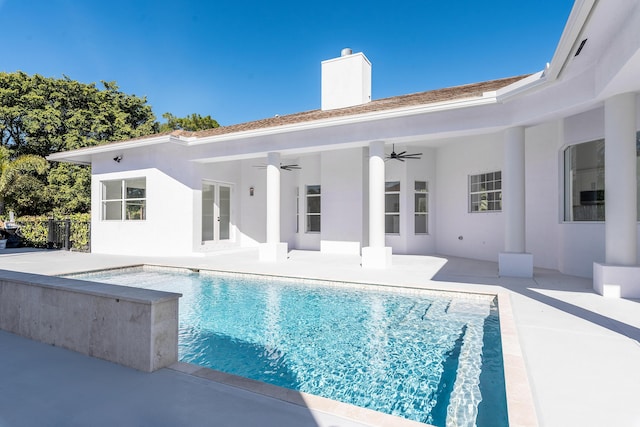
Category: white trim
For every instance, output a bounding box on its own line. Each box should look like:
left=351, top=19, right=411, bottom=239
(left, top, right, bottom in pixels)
left=186, top=95, right=499, bottom=147
left=47, top=93, right=502, bottom=163
left=545, top=0, right=599, bottom=81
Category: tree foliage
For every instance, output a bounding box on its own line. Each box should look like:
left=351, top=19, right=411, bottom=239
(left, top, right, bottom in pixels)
left=158, top=112, right=219, bottom=132
left=0, top=146, right=48, bottom=215
left=0, top=72, right=157, bottom=156
left=0, top=72, right=158, bottom=215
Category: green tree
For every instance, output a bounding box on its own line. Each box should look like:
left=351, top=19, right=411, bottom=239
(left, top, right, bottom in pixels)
left=0, top=73, right=157, bottom=155
left=158, top=112, right=220, bottom=132
left=0, top=72, right=158, bottom=215
left=0, top=146, right=48, bottom=215
left=46, top=163, right=91, bottom=215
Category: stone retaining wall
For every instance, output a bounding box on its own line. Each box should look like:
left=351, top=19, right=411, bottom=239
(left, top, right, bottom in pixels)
left=0, top=269, right=181, bottom=372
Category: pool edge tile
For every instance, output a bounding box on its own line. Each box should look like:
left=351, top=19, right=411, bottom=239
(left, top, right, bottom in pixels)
left=497, top=292, right=540, bottom=427
left=170, top=363, right=435, bottom=427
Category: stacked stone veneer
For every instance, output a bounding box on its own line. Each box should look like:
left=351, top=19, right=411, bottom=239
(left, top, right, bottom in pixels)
left=0, top=269, right=181, bottom=372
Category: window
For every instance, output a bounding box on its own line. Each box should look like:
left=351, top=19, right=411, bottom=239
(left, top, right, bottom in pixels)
left=101, top=178, right=146, bottom=220
left=564, top=139, right=605, bottom=221
left=469, top=172, right=501, bottom=212
left=414, top=181, right=428, bottom=234
left=306, top=185, right=321, bottom=232
left=295, top=187, right=300, bottom=233
left=564, top=133, right=640, bottom=221
left=385, top=181, right=400, bottom=233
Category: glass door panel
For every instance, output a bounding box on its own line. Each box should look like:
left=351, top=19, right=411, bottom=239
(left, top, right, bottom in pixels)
left=219, top=185, right=231, bottom=240
left=202, top=183, right=215, bottom=242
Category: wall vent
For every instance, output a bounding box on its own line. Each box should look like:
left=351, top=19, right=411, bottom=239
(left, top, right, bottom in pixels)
left=574, top=38, right=587, bottom=57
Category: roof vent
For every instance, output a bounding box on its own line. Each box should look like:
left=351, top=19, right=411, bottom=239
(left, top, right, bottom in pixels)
left=574, top=38, right=587, bottom=57
left=341, top=47, right=352, bottom=57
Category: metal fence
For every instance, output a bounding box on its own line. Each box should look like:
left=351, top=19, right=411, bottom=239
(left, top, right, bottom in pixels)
left=47, top=219, right=91, bottom=252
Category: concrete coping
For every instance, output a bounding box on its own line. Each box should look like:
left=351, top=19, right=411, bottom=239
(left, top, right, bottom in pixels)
left=0, top=268, right=181, bottom=304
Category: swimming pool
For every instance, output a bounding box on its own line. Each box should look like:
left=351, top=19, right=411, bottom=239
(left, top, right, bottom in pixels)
left=70, top=267, right=508, bottom=427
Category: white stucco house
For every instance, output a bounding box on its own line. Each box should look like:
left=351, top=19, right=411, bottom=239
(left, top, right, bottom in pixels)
left=49, top=0, right=640, bottom=297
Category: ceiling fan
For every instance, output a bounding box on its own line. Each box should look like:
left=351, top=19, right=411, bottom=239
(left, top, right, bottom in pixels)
left=385, top=144, right=422, bottom=162
left=253, top=163, right=301, bottom=171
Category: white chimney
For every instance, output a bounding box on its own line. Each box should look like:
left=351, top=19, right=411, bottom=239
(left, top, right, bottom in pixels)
left=321, top=49, right=371, bottom=110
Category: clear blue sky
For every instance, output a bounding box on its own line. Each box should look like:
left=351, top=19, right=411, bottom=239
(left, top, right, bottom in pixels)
left=2, top=0, right=574, bottom=126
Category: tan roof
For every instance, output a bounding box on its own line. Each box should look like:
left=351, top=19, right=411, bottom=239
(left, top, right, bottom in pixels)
left=86, top=74, right=528, bottom=150
left=170, top=74, right=528, bottom=139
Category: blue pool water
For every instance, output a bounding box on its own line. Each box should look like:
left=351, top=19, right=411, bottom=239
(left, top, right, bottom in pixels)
left=70, top=267, right=508, bottom=427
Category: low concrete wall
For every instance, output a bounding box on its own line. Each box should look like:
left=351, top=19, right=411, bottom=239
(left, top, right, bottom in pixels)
left=0, top=269, right=181, bottom=372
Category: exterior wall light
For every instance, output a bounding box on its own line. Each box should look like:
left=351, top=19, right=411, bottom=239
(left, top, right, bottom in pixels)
left=249, top=186, right=254, bottom=196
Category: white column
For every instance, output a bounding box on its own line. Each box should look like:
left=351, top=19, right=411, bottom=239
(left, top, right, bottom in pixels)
left=266, top=152, right=280, bottom=244
left=369, top=141, right=385, bottom=248
left=362, top=141, right=392, bottom=268
left=259, top=152, right=288, bottom=262
left=594, top=92, right=640, bottom=298
left=504, top=127, right=526, bottom=253
left=604, top=93, right=637, bottom=265
left=499, top=127, right=533, bottom=277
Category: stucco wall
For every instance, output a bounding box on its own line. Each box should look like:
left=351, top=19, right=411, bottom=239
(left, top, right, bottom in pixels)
left=91, top=167, right=195, bottom=256
left=524, top=121, right=561, bottom=271
left=435, top=134, right=505, bottom=262
left=320, top=148, right=365, bottom=253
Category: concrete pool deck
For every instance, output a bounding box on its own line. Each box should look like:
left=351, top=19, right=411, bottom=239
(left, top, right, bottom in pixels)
left=1, top=248, right=639, bottom=426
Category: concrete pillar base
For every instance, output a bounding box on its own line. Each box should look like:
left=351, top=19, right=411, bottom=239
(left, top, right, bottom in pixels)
left=593, top=262, right=640, bottom=298
left=361, top=246, right=392, bottom=269
left=498, top=253, right=533, bottom=278
left=259, top=242, right=288, bottom=262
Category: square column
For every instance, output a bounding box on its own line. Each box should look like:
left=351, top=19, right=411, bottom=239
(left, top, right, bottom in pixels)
left=499, top=127, right=533, bottom=278
left=259, top=152, right=288, bottom=262
left=362, top=141, right=392, bottom=268
left=594, top=92, right=640, bottom=297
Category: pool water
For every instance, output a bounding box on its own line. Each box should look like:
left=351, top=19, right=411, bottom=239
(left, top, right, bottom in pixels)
left=71, top=268, right=508, bottom=427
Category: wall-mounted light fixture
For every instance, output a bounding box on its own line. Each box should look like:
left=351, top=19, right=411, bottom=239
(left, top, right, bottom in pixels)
left=249, top=186, right=254, bottom=196
left=113, top=155, right=123, bottom=163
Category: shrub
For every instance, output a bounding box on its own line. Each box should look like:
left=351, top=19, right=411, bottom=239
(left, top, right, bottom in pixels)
left=7, top=214, right=91, bottom=252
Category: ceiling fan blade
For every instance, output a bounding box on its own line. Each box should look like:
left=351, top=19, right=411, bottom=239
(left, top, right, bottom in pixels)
left=281, top=164, right=301, bottom=171
left=398, top=151, right=407, bottom=156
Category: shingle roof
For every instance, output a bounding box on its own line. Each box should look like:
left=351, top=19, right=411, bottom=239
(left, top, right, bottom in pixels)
left=79, top=74, right=528, bottom=150
left=169, top=74, right=528, bottom=139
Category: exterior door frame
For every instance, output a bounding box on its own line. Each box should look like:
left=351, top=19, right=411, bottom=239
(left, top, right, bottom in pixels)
left=201, top=180, right=234, bottom=244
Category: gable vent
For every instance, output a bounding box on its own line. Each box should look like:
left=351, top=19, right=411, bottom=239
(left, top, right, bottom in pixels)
left=574, top=38, right=587, bottom=57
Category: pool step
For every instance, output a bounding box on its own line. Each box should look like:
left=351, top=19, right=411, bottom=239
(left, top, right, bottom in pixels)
left=446, top=299, right=490, bottom=317
left=445, top=318, right=484, bottom=427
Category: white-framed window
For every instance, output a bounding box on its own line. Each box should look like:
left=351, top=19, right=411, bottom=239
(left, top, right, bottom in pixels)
left=469, top=171, right=501, bottom=212
left=306, top=185, right=321, bottom=232
left=295, top=187, right=300, bottom=233
left=564, top=139, right=605, bottom=221
left=385, top=181, right=400, bottom=234
left=101, top=178, right=146, bottom=221
left=414, top=181, right=428, bottom=234
left=564, top=133, right=640, bottom=222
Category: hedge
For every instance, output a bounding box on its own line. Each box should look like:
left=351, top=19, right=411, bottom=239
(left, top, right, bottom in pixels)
left=2, top=213, right=91, bottom=252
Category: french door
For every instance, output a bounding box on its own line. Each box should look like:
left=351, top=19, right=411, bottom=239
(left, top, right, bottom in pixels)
left=202, top=182, right=232, bottom=243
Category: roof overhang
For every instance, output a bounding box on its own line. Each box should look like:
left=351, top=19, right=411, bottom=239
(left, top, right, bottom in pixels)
left=46, top=134, right=189, bottom=165
left=46, top=91, right=504, bottom=164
